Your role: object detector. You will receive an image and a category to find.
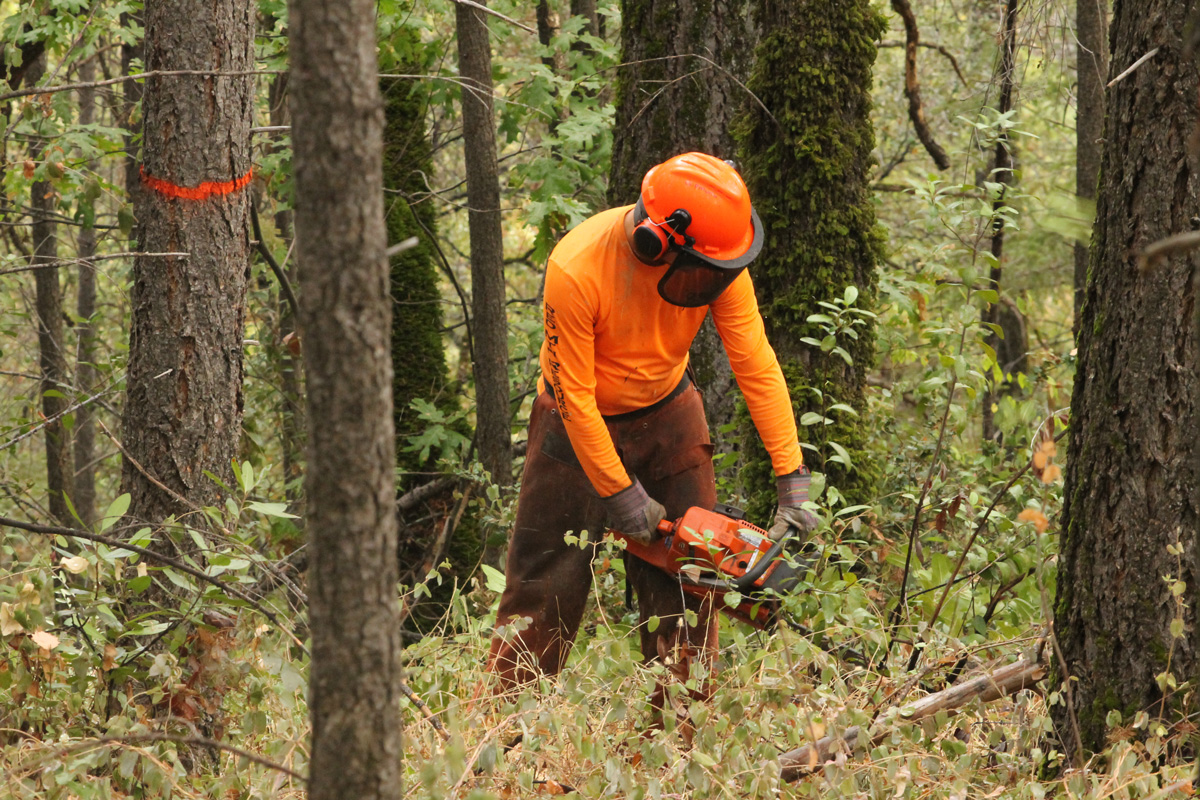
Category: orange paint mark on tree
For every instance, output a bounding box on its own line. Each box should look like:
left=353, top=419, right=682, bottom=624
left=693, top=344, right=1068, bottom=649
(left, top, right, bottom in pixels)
left=140, top=165, right=253, bottom=201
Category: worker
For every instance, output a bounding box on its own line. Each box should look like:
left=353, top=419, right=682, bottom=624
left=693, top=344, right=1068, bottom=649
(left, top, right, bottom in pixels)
left=484, top=152, right=819, bottom=704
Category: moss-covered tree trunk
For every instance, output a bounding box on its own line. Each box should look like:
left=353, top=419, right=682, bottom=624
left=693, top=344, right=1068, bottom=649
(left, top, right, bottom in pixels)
left=382, top=70, right=446, bottom=490
left=734, top=0, right=884, bottom=517
left=1053, top=0, right=1199, bottom=756
left=607, top=0, right=755, bottom=464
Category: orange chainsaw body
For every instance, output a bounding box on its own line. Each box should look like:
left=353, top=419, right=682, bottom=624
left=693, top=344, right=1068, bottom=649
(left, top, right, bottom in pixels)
left=619, top=505, right=800, bottom=627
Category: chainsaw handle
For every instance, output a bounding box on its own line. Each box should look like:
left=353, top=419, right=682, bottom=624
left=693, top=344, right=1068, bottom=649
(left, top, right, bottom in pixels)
left=656, top=518, right=675, bottom=536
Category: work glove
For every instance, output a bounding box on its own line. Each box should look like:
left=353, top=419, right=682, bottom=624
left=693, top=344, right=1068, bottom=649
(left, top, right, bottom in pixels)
left=602, top=479, right=668, bottom=546
left=770, top=465, right=821, bottom=542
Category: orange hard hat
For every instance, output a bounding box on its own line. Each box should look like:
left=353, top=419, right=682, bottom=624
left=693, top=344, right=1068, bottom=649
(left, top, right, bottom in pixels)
left=636, top=152, right=763, bottom=269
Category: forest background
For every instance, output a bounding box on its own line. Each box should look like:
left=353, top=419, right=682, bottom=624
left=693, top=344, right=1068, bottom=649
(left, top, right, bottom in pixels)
left=0, top=0, right=1198, bottom=797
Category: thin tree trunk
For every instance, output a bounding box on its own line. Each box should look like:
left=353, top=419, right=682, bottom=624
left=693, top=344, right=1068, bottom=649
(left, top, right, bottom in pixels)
left=289, top=0, right=404, bottom=791
left=268, top=71, right=305, bottom=512
left=1073, top=0, right=1108, bottom=331
left=120, top=10, right=143, bottom=227
left=607, top=0, right=755, bottom=467
left=1054, top=0, right=1200, bottom=755
left=74, top=56, right=99, bottom=528
left=456, top=0, right=513, bottom=494
left=981, top=0, right=1020, bottom=445
left=27, top=53, right=74, bottom=526
left=120, top=0, right=255, bottom=525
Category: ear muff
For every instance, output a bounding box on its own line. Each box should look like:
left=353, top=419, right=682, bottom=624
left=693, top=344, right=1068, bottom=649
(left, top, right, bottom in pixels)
left=632, top=197, right=694, bottom=264
left=632, top=197, right=671, bottom=262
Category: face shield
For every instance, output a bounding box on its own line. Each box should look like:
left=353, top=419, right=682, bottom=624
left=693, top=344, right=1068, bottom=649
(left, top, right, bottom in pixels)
left=656, top=251, right=745, bottom=307
left=652, top=205, right=765, bottom=307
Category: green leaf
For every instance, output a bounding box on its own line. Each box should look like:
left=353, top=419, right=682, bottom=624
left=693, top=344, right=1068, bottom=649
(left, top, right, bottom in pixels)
left=99, top=494, right=131, bottom=532
left=481, top=564, right=506, bottom=594
left=827, top=403, right=858, bottom=417
left=246, top=501, right=299, bottom=519
left=647, top=615, right=660, bottom=633
left=975, top=289, right=999, bottom=304
left=827, top=441, right=853, bottom=469
left=843, top=285, right=859, bottom=306
left=723, top=591, right=742, bottom=609
left=799, top=412, right=826, bottom=426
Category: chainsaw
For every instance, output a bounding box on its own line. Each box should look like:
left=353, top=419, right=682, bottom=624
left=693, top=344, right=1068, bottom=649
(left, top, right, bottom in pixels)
left=618, top=504, right=810, bottom=628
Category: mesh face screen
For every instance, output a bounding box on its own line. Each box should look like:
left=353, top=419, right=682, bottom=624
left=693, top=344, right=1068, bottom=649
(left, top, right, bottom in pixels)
left=656, top=251, right=744, bottom=307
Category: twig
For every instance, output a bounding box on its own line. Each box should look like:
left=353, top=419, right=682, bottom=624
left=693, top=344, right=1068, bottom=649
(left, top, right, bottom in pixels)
left=0, top=252, right=189, bottom=276
left=878, top=41, right=968, bottom=86
left=0, top=515, right=300, bottom=647
left=1137, top=229, right=1200, bottom=271
left=920, top=426, right=1070, bottom=645
left=779, top=647, right=1047, bottom=780
left=0, top=386, right=117, bottom=451
left=1107, top=47, right=1159, bottom=88
left=423, top=484, right=473, bottom=578
left=401, top=681, right=452, bottom=742
left=890, top=0, right=951, bottom=169
left=0, top=69, right=282, bottom=103
left=883, top=371, right=960, bottom=664
left=250, top=200, right=299, bottom=320
left=59, top=732, right=305, bottom=781
left=96, top=418, right=202, bottom=516
left=448, top=0, right=536, bottom=34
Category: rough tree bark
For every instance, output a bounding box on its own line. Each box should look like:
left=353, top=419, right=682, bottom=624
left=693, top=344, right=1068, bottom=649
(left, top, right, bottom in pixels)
left=734, top=0, right=885, bottom=516
left=74, top=55, right=99, bottom=527
left=1054, top=0, right=1199, bottom=755
left=607, top=0, right=755, bottom=463
left=27, top=53, right=74, bottom=526
left=456, top=0, right=513, bottom=497
left=1073, top=0, right=1108, bottom=330
left=289, top=0, right=404, bottom=790
left=119, top=0, right=254, bottom=525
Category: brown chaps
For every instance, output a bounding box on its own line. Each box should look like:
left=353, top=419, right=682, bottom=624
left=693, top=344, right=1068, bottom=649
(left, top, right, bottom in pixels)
left=484, top=382, right=719, bottom=704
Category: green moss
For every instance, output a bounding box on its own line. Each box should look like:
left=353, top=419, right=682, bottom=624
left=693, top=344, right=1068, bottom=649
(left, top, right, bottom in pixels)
left=382, top=53, right=449, bottom=484
left=381, top=27, right=482, bottom=634
left=732, top=0, right=887, bottom=511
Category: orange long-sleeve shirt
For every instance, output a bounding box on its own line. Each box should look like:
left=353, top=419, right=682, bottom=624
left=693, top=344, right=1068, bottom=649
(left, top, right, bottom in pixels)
left=538, top=205, right=802, bottom=497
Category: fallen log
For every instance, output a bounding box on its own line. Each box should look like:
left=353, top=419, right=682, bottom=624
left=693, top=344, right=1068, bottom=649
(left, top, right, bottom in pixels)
left=779, top=649, right=1047, bottom=781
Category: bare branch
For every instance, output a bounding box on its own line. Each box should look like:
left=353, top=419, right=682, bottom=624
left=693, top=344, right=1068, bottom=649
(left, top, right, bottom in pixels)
left=0, top=69, right=282, bottom=103
left=878, top=40, right=968, bottom=86
left=779, top=647, right=1047, bottom=780
left=0, top=252, right=187, bottom=277
left=890, top=0, right=951, bottom=169
left=449, top=0, right=536, bottom=34
left=0, top=514, right=300, bottom=644
left=1137, top=229, right=1200, bottom=271
left=1107, top=47, right=1159, bottom=88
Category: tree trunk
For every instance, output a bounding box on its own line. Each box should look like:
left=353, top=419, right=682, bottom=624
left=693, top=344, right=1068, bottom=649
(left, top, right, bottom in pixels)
left=74, top=55, right=99, bottom=528
left=120, top=9, right=144, bottom=228
left=382, top=70, right=449, bottom=489
left=981, top=0, right=1023, bottom=445
left=456, top=0, right=513, bottom=492
left=289, top=0, right=404, bottom=791
left=120, top=0, right=254, bottom=525
left=734, top=0, right=885, bottom=517
left=1054, top=0, right=1200, bottom=755
left=27, top=53, right=74, bottom=526
left=607, top=0, right=755, bottom=468
left=1073, top=0, right=1108, bottom=332
left=267, top=70, right=305, bottom=512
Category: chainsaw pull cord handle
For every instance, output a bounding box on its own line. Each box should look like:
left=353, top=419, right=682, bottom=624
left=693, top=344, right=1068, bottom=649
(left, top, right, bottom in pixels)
left=656, top=518, right=675, bottom=536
